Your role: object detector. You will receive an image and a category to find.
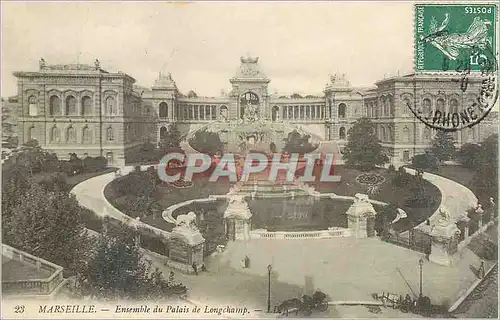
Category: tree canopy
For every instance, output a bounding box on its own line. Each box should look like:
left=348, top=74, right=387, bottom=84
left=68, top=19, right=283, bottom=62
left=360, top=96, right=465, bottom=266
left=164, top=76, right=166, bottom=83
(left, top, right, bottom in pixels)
left=471, top=134, right=498, bottom=206
left=159, top=124, right=182, bottom=151
left=4, top=182, right=90, bottom=274
left=342, top=118, right=389, bottom=170
left=76, top=229, right=187, bottom=300
left=189, top=130, right=224, bottom=155
left=428, top=131, right=456, bottom=162
left=282, top=130, right=317, bottom=155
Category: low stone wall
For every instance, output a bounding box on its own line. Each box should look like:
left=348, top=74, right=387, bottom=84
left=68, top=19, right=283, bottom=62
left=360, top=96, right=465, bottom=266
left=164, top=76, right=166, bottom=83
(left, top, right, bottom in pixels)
left=249, top=228, right=352, bottom=240
left=2, top=244, right=65, bottom=296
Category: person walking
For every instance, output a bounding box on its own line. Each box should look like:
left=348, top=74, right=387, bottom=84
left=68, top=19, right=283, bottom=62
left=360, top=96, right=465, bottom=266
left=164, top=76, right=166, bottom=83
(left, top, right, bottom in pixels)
left=192, top=262, right=198, bottom=275
left=479, top=260, right=485, bottom=278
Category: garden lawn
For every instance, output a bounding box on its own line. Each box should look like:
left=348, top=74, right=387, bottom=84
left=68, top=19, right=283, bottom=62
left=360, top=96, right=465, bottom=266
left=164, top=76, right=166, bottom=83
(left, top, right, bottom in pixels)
left=34, top=167, right=118, bottom=189
left=313, top=166, right=441, bottom=231
left=105, top=176, right=233, bottom=232
left=434, top=165, right=476, bottom=188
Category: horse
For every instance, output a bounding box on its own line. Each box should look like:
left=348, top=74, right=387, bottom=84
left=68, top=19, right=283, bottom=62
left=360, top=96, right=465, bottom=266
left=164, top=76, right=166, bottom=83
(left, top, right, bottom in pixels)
left=276, top=298, right=302, bottom=316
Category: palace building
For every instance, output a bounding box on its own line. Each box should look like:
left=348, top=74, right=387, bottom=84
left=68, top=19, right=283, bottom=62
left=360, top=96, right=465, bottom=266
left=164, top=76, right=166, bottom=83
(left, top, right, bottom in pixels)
left=12, top=55, right=498, bottom=166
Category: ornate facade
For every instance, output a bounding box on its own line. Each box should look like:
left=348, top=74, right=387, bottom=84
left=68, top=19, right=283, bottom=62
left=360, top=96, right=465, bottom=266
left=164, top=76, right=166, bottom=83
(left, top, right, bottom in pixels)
left=13, top=56, right=498, bottom=165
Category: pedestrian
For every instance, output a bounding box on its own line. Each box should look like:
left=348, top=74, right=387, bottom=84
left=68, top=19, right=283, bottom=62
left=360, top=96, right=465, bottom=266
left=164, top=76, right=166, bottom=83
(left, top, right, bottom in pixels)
left=479, top=260, right=485, bottom=278
left=201, top=264, right=207, bottom=272
left=244, top=255, right=250, bottom=268
left=192, top=262, right=198, bottom=275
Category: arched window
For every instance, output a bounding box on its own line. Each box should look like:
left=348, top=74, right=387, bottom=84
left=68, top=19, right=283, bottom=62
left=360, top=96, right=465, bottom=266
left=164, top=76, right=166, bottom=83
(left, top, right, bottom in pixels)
left=403, top=127, right=410, bottom=142
left=50, top=126, right=60, bottom=143
left=338, top=103, right=346, bottom=118
left=402, top=98, right=411, bottom=115
left=424, top=127, right=432, bottom=140
left=160, top=126, right=168, bottom=140
left=380, top=97, right=387, bottom=116
left=106, top=127, right=114, bottom=141
left=422, top=98, right=432, bottom=115
left=449, top=99, right=459, bottom=114
left=272, top=106, right=279, bottom=122
left=388, top=126, right=393, bottom=142
left=220, top=105, right=228, bottom=121
left=339, top=127, right=346, bottom=140
left=389, top=96, right=395, bottom=116
left=381, top=126, right=387, bottom=142
left=105, top=96, right=116, bottom=115
left=436, top=98, right=445, bottom=113
left=82, top=126, right=91, bottom=143
left=28, top=96, right=38, bottom=116
left=81, top=96, right=92, bottom=116
left=28, top=126, right=35, bottom=141
left=106, top=152, right=114, bottom=165
left=66, top=126, right=76, bottom=142
left=469, top=128, right=476, bottom=141
left=65, top=96, right=77, bottom=115
left=159, top=102, right=168, bottom=118
left=49, top=96, right=61, bottom=116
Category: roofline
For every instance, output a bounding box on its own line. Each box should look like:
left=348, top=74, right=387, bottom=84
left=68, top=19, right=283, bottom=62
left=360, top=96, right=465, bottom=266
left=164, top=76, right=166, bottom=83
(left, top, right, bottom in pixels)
left=12, top=71, right=136, bottom=83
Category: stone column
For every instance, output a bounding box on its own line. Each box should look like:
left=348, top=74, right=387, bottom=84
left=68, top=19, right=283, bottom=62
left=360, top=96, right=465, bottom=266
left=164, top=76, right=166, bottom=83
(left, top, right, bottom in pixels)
left=167, top=224, right=205, bottom=274
left=345, top=194, right=377, bottom=238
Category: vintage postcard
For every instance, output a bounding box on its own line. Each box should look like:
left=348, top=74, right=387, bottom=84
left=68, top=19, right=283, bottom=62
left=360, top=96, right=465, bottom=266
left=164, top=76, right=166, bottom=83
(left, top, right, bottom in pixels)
left=1, top=1, right=498, bottom=319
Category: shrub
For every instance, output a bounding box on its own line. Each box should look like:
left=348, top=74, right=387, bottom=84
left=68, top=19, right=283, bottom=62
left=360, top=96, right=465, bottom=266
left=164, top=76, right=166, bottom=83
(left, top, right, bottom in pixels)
left=388, top=164, right=396, bottom=173
left=411, top=153, right=438, bottom=171
left=456, top=143, right=482, bottom=168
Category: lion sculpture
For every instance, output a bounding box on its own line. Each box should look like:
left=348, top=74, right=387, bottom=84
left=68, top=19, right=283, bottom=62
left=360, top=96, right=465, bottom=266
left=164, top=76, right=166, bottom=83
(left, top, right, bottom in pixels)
left=175, top=211, right=198, bottom=231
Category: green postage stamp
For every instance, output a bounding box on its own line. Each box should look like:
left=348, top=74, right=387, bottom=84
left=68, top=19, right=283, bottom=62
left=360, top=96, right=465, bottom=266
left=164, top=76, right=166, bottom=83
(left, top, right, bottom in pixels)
left=415, top=4, right=497, bottom=72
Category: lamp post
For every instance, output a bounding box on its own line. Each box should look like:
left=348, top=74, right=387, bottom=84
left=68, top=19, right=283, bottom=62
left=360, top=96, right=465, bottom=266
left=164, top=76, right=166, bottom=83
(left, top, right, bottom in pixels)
left=418, top=258, right=424, bottom=298
left=267, top=264, right=272, bottom=313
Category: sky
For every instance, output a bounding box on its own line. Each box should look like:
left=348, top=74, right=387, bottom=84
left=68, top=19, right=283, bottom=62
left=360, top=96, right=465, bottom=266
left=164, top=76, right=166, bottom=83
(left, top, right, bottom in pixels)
left=1, top=2, right=415, bottom=97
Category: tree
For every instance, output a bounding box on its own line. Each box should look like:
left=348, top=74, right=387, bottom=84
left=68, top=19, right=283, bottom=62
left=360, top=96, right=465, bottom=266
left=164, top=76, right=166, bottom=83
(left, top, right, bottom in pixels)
left=77, top=233, right=187, bottom=300
left=4, top=183, right=90, bottom=275
left=342, top=118, right=389, bottom=170
left=195, top=204, right=226, bottom=255
left=428, top=131, right=455, bottom=163
left=189, top=130, right=224, bottom=155
left=1, top=164, right=30, bottom=226
left=159, top=124, right=182, bottom=151
left=290, top=93, right=303, bottom=99
left=471, top=135, right=498, bottom=206
left=411, top=152, right=438, bottom=171
left=15, top=139, right=44, bottom=175
left=456, top=143, right=482, bottom=168
left=282, top=130, right=316, bottom=155
left=375, top=204, right=398, bottom=237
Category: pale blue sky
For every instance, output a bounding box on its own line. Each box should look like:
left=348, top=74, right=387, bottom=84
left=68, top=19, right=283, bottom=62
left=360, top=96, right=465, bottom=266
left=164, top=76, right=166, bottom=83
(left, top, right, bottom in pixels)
left=2, top=2, right=414, bottom=97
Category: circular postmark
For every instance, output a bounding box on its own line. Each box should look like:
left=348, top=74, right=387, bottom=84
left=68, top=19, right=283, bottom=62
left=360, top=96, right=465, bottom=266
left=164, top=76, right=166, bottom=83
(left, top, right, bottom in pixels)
left=409, top=47, right=499, bottom=132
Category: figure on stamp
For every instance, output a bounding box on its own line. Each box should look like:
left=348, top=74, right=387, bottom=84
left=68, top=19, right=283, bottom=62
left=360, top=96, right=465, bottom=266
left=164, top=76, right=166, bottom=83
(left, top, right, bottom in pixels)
left=420, top=13, right=493, bottom=61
